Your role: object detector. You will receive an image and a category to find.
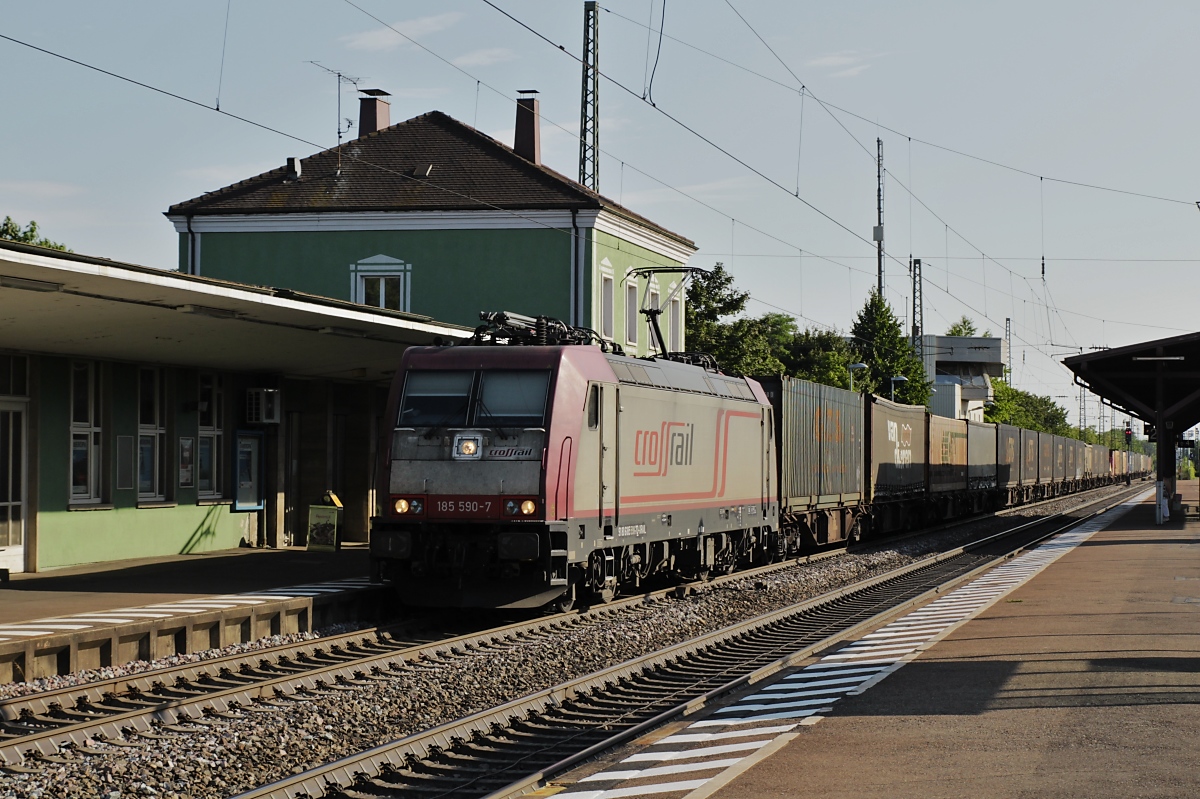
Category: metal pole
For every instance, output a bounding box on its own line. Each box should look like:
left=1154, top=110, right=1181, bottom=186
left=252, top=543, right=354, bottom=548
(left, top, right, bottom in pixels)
left=579, top=1, right=600, bottom=191
left=875, top=138, right=884, bottom=294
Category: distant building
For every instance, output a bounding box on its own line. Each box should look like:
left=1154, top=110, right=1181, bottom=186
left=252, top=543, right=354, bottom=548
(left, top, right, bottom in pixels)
left=921, top=335, right=1008, bottom=421
left=166, top=95, right=696, bottom=355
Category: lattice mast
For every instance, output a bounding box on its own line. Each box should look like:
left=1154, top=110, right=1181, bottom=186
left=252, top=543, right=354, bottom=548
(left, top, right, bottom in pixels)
left=874, top=138, right=885, bottom=294
left=579, top=1, right=600, bottom=191
left=911, top=258, right=923, bottom=363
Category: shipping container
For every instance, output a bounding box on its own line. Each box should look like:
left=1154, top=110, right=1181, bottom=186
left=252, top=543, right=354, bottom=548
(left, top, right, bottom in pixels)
left=1020, top=429, right=1039, bottom=485
left=1095, top=445, right=1110, bottom=476
left=997, top=424, right=1021, bottom=488
left=868, top=396, right=927, bottom=499
left=929, top=415, right=968, bottom=494
left=1038, top=432, right=1054, bottom=483
left=1064, top=439, right=1077, bottom=481
left=1073, top=440, right=1085, bottom=480
left=968, top=421, right=998, bottom=490
left=758, top=376, right=864, bottom=511
left=1052, top=436, right=1066, bottom=482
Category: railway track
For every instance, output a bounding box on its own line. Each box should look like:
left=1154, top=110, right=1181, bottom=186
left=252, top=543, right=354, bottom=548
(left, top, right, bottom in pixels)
left=229, top=484, right=1148, bottom=799
left=0, top=482, right=1138, bottom=778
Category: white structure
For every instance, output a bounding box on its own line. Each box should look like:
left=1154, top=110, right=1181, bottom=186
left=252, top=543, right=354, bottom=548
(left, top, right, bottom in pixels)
left=922, top=335, right=1008, bottom=421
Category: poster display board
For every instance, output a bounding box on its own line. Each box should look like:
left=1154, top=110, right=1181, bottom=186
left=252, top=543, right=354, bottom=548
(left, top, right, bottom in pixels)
left=232, top=431, right=264, bottom=512
left=306, top=505, right=339, bottom=551
left=178, top=437, right=195, bottom=488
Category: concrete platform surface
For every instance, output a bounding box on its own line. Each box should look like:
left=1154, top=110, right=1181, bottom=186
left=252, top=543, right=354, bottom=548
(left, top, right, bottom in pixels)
left=0, top=546, right=377, bottom=681
left=550, top=482, right=1199, bottom=799
left=0, top=545, right=369, bottom=625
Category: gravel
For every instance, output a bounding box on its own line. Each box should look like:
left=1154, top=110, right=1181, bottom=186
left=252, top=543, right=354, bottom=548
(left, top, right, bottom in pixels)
left=1, top=483, right=1141, bottom=799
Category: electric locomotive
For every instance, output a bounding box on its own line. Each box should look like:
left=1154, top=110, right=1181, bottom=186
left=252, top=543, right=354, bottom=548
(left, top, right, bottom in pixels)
left=370, top=311, right=779, bottom=610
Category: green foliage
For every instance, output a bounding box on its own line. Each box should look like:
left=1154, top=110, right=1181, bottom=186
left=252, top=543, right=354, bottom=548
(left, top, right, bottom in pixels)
left=0, top=217, right=70, bottom=252
left=945, top=315, right=991, bottom=337
left=849, top=290, right=930, bottom=404
left=758, top=313, right=855, bottom=389
left=1178, top=458, right=1195, bottom=481
left=685, top=263, right=784, bottom=376
left=984, top=378, right=1072, bottom=434
left=945, top=315, right=977, bottom=337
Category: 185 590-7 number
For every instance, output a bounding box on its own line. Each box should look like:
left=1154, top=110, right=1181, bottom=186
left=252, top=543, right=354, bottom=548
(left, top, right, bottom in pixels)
left=428, top=495, right=498, bottom=519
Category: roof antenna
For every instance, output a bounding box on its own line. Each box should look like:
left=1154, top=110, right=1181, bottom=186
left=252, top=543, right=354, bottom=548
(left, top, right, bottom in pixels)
left=309, top=61, right=363, bottom=176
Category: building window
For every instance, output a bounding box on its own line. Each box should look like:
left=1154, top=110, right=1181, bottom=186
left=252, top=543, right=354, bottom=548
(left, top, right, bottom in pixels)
left=70, top=361, right=102, bottom=502
left=669, top=298, right=682, bottom=352
left=350, top=255, right=411, bottom=312
left=197, top=374, right=224, bottom=497
left=601, top=275, right=614, bottom=339
left=625, top=280, right=639, bottom=346
left=138, top=368, right=167, bottom=499
left=0, top=355, right=27, bottom=397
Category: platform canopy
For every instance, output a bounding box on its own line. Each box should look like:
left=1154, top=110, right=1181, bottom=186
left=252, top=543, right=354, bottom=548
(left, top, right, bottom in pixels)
left=1063, top=331, right=1200, bottom=431
left=0, top=240, right=469, bottom=382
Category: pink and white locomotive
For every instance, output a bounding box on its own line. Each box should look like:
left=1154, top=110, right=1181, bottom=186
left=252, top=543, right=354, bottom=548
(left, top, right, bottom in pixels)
left=370, top=312, right=779, bottom=609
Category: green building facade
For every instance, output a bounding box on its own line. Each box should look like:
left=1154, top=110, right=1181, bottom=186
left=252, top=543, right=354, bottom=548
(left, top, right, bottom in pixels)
left=167, top=109, right=696, bottom=355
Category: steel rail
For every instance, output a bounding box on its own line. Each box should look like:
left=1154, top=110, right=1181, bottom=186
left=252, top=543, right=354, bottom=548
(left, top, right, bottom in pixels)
left=229, top=485, right=1148, bottom=799
left=0, top=481, right=1138, bottom=772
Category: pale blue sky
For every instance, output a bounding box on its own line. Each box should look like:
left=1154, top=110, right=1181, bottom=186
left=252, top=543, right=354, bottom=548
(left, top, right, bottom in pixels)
left=2, top=1, right=1197, bottom=429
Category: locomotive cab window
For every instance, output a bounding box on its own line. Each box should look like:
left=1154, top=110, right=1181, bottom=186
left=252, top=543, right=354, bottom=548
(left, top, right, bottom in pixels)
left=397, top=369, right=550, bottom=429
left=477, top=371, right=550, bottom=427
left=398, top=371, right=473, bottom=427
left=587, top=385, right=600, bottom=430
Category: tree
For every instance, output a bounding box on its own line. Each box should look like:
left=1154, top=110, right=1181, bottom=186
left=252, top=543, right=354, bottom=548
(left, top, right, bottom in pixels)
left=759, top=313, right=855, bottom=388
left=984, top=378, right=1071, bottom=434
left=850, top=289, right=930, bottom=404
left=945, top=315, right=977, bottom=337
left=0, top=217, right=70, bottom=251
left=946, top=315, right=991, bottom=337
left=685, top=263, right=784, bottom=376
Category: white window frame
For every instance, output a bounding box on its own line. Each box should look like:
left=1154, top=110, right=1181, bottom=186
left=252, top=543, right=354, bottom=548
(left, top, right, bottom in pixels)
left=69, top=360, right=102, bottom=503
left=601, top=274, right=615, bottom=340
left=349, top=254, right=412, bottom=312
left=625, top=278, right=639, bottom=347
left=197, top=373, right=224, bottom=498
left=138, top=367, right=167, bottom=501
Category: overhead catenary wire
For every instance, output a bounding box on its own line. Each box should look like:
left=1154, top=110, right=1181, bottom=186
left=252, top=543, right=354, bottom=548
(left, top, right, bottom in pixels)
left=602, top=3, right=1198, bottom=209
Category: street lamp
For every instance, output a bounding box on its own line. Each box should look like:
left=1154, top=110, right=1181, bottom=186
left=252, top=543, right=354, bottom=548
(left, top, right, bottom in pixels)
left=889, top=374, right=908, bottom=402
left=848, top=363, right=868, bottom=392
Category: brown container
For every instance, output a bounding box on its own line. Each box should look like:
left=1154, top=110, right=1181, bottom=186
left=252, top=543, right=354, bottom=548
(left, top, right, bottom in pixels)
left=868, top=396, right=927, bottom=499
left=928, top=415, right=968, bottom=494
left=968, top=421, right=998, bottom=490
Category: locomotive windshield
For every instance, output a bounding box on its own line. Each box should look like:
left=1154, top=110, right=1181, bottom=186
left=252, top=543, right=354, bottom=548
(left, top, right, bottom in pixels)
left=477, top=371, right=550, bottom=427
left=398, top=371, right=473, bottom=427
left=397, top=369, right=550, bottom=428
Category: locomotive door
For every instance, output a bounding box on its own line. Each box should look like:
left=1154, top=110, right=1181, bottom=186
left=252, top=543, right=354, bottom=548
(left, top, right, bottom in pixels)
left=599, top=383, right=618, bottom=536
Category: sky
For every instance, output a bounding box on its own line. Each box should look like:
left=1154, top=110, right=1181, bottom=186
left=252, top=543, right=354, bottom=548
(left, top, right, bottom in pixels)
left=2, top=1, right=1198, bottom=434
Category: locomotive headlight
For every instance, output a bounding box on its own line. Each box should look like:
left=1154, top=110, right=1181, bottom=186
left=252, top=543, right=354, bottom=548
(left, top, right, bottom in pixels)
left=453, top=434, right=483, bottom=460
left=394, top=498, right=410, bottom=514
left=520, top=500, right=537, bottom=515
left=410, top=498, right=423, bottom=514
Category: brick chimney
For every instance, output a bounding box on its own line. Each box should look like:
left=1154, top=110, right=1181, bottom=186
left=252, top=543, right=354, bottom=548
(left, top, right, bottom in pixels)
left=514, top=90, right=541, bottom=165
left=358, top=90, right=392, bottom=138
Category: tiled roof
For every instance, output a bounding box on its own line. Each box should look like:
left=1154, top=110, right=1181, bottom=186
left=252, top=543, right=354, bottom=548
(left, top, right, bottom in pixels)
left=167, top=111, right=693, bottom=248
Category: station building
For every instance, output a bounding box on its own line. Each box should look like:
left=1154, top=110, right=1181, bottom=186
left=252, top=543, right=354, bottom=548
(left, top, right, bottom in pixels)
left=0, top=97, right=697, bottom=576
left=0, top=240, right=466, bottom=575
left=165, top=94, right=696, bottom=356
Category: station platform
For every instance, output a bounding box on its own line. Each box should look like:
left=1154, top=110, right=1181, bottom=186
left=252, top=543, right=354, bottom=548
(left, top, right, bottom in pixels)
left=556, top=481, right=1199, bottom=799
left=0, top=546, right=380, bottom=683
